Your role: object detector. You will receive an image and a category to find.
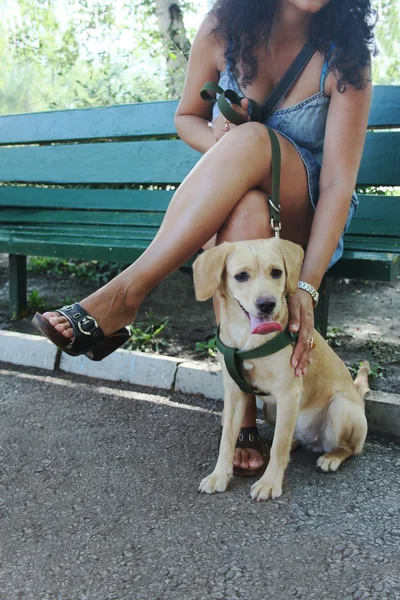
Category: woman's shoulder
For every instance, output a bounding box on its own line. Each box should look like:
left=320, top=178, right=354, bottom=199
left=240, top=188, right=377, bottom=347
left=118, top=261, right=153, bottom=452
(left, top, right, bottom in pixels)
left=195, top=13, right=227, bottom=72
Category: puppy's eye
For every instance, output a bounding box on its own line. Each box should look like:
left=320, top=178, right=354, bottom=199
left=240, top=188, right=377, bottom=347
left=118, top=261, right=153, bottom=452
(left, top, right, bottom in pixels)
left=234, top=272, right=249, bottom=282
left=271, top=269, right=282, bottom=279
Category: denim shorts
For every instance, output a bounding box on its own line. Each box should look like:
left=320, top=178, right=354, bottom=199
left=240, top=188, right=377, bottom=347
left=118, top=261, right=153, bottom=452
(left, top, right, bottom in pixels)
left=275, top=129, right=359, bottom=270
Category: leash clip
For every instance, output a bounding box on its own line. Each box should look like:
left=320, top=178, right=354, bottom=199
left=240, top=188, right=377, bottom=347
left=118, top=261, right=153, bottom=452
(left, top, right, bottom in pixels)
left=268, top=195, right=281, bottom=238
left=271, top=218, right=281, bottom=238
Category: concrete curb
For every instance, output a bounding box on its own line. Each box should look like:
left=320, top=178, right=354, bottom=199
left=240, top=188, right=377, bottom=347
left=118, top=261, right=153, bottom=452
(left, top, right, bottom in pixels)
left=60, top=348, right=180, bottom=390
left=0, top=330, right=399, bottom=439
left=0, top=330, right=58, bottom=370
left=175, top=360, right=224, bottom=401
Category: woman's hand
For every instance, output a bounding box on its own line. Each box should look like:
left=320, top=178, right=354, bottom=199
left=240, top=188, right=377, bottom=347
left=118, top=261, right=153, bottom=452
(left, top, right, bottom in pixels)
left=212, top=97, right=250, bottom=142
left=288, top=289, right=315, bottom=377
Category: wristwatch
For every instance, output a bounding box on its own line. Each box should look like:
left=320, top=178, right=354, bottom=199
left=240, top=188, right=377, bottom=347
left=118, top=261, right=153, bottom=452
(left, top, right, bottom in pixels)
left=298, top=281, right=319, bottom=307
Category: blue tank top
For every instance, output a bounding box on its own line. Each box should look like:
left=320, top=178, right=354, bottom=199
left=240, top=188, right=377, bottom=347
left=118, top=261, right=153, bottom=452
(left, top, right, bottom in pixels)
left=212, top=56, right=331, bottom=165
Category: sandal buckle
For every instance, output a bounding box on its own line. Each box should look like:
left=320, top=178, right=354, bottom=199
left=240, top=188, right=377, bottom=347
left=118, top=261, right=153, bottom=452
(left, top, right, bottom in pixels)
left=77, top=315, right=99, bottom=336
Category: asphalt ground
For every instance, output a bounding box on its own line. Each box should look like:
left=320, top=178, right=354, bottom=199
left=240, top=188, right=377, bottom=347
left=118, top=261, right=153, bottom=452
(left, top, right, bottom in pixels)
left=1, top=362, right=399, bottom=600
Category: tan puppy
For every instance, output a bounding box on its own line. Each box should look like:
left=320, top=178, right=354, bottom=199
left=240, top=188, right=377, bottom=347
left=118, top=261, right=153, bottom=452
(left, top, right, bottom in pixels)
left=193, top=239, right=369, bottom=501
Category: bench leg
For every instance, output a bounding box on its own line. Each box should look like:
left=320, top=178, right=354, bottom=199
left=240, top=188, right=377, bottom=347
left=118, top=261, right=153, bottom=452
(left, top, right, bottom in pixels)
left=9, top=254, right=28, bottom=320
left=314, top=277, right=332, bottom=339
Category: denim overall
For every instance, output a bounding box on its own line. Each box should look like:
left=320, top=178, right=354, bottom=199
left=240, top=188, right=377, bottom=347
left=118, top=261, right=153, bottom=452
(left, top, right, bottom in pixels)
left=212, top=56, right=358, bottom=269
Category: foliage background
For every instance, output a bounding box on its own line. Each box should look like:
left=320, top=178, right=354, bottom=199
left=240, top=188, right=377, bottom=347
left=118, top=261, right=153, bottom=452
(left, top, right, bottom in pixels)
left=0, top=0, right=398, bottom=116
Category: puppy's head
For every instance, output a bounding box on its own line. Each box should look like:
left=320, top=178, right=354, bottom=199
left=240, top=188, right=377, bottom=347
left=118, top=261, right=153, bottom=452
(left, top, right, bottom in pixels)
left=193, top=238, right=304, bottom=335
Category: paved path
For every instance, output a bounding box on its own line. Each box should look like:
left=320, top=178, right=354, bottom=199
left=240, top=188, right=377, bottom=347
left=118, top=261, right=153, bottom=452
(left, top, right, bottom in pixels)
left=1, top=363, right=399, bottom=600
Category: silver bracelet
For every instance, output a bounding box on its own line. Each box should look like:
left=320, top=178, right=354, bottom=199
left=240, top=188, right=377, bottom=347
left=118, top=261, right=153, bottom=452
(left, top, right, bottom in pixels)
left=298, top=281, right=319, bottom=307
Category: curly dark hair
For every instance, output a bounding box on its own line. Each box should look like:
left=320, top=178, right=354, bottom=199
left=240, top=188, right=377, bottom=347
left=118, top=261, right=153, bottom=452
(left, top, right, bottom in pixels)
left=210, top=0, right=377, bottom=92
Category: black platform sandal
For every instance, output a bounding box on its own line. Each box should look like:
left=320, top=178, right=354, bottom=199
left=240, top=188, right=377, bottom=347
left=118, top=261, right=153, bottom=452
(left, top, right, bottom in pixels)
left=32, top=302, right=131, bottom=361
left=218, top=426, right=268, bottom=478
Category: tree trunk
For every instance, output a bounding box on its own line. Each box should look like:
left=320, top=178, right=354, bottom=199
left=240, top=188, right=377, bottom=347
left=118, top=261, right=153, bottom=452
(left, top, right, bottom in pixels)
left=154, top=0, right=191, bottom=97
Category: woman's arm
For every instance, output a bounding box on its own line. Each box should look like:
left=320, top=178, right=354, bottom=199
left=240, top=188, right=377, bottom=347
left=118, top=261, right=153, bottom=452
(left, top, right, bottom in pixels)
left=300, top=70, right=372, bottom=289
left=174, top=16, right=221, bottom=154
left=290, top=69, right=372, bottom=375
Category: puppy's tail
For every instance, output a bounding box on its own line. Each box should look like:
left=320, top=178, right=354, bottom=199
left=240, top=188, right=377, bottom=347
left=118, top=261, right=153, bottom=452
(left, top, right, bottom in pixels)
left=354, top=361, right=370, bottom=400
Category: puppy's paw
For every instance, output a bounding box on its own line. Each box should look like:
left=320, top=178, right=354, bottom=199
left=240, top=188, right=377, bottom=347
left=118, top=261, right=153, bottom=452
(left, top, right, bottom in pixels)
left=316, top=454, right=341, bottom=473
left=199, top=471, right=231, bottom=494
left=250, top=479, right=282, bottom=501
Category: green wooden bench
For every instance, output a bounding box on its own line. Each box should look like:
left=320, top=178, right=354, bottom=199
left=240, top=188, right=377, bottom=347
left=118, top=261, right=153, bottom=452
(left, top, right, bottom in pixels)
left=0, top=85, right=399, bottom=335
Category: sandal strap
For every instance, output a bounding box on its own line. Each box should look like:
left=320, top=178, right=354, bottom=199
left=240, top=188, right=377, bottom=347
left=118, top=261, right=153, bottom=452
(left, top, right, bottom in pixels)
left=218, top=425, right=263, bottom=453
left=57, top=303, right=105, bottom=354
left=235, top=426, right=263, bottom=452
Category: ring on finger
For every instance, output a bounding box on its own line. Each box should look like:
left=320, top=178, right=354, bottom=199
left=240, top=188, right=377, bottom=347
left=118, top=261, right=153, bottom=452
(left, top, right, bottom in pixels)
left=223, top=120, right=230, bottom=132
left=306, top=338, right=316, bottom=350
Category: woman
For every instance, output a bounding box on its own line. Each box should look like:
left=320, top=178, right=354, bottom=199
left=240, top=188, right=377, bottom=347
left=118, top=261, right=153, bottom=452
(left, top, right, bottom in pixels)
left=36, top=0, right=375, bottom=475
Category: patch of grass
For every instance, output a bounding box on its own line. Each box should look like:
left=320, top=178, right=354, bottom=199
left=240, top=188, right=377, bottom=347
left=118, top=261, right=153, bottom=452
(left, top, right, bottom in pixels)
left=124, top=309, right=170, bottom=353
left=28, top=257, right=67, bottom=276
left=28, top=257, right=130, bottom=286
left=326, top=326, right=343, bottom=348
left=348, top=361, right=385, bottom=381
left=195, top=335, right=217, bottom=357
left=28, top=288, right=46, bottom=311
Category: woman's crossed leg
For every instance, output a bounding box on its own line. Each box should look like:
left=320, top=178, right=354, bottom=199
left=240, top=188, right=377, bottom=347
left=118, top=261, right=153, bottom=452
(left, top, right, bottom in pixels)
left=43, top=122, right=312, bottom=346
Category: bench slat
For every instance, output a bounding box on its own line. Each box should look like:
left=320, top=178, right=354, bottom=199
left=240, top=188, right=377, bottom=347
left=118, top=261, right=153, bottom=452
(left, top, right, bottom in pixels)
left=0, top=187, right=174, bottom=211
left=369, top=86, right=400, bottom=128
left=0, top=132, right=398, bottom=185
left=2, top=223, right=398, bottom=250
left=0, top=86, right=398, bottom=146
left=0, top=238, right=150, bottom=263
left=0, top=140, right=199, bottom=184
left=0, top=101, right=181, bottom=145
left=343, top=236, right=400, bottom=252
left=330, top=250, right=399, bottom=281
left=355, top=194, right=400, bottom=218
left=347, top=222, right=400, bottom=237
left=0, top=209, right=164, bottom=227
left=357, top=132, right=400, bottom=186
left=1, top=189, right=398, bottom=219
left=0, top=236, right=397, bottom=281
left=0, top=225, right=159, bottom=241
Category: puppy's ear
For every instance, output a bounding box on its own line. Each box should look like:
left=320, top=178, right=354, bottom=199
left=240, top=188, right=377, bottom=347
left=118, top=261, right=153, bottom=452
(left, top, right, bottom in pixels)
left=193, top=243, right=232, bottom=301
left=277, top=239, right=304, bottom=295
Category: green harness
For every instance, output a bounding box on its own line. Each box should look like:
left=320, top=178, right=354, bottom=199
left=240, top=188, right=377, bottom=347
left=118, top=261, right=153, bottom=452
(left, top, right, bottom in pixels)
left=216, top=326, right=298, bottom=395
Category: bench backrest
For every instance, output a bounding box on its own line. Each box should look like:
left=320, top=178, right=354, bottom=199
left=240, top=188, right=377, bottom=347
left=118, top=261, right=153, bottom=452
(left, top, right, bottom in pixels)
left=0, top=85, right=399, bottom=244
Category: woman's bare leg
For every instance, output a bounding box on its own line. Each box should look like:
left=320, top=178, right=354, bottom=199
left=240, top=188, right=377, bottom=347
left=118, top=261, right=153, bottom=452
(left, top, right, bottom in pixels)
left=214, top=189, right=273, bottom=471
left=44, top=123, right=312, bottom=339
left=212, top=178, right=313, bottom=471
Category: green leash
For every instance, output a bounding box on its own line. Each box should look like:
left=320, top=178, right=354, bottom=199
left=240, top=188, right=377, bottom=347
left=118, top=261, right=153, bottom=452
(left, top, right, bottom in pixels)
left=200, top=89, right=282, bottom=236
left=216, top=326, right=298, bottom=395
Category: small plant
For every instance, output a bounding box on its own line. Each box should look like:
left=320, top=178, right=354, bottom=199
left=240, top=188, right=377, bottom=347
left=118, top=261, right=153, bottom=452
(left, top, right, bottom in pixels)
left=28, top=256, right=130, bottom=285
left=28, top=288, right=46, bottom=311
left=124, top=309, right=170, bottom=353
left=364, top=335, right=384, bottom=352
left=195, top=336, right=217, bottom=357
left=326, top=326, right=343, bottom=348
left=348, top=361, right=385, bottom=381
left=28, top=256, right=65, bottom=275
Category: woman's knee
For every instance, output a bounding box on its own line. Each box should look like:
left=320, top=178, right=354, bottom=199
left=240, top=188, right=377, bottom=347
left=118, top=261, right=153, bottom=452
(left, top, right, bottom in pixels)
left=228, top=121, right=270, bottom=149
left=218, top=188, right=272, bottom=242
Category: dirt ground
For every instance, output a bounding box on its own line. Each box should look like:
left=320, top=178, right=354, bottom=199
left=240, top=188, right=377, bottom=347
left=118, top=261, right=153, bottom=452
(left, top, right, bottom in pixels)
left=1, top=253, right=399, bottom=394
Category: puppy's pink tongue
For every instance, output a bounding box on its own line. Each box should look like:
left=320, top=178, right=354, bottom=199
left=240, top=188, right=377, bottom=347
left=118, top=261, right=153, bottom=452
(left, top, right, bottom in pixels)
left=250, top=314, right=282, bottom=335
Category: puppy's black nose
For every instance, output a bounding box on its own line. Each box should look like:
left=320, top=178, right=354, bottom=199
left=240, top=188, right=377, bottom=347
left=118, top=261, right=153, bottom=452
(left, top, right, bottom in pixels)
left=255, top=296, right=276, bottom=314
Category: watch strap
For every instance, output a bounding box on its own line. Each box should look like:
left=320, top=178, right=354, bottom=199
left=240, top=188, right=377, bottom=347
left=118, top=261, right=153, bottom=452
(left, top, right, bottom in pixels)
left=297, top=281, right=319, bottom=307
